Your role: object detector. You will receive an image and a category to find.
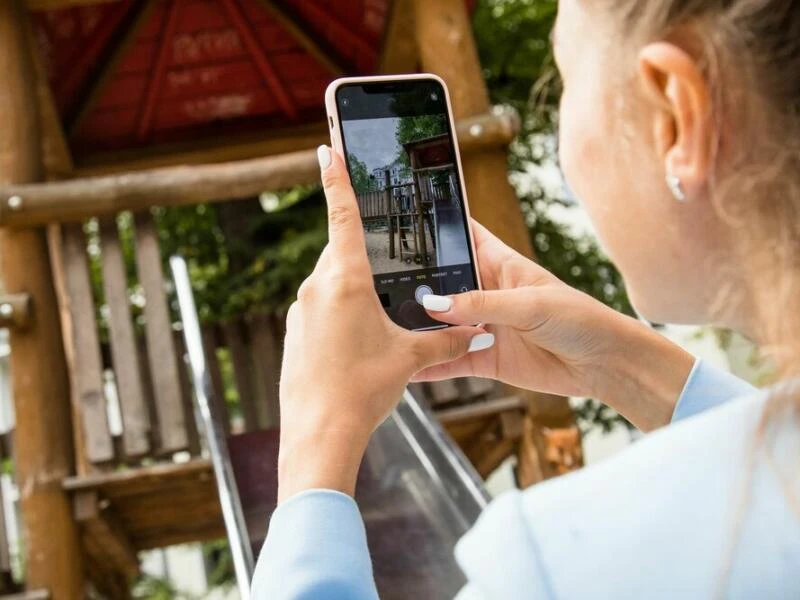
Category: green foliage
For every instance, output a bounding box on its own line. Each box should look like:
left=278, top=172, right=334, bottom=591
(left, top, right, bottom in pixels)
left=394, top=114, right=448, bottom=167
left=348, top=153, right=375, bottom=194
left=132, top=573, right=193, bottom=600
left=473, top=0, right=561, bottom=172
left=152, top=188, right=328, bottom=322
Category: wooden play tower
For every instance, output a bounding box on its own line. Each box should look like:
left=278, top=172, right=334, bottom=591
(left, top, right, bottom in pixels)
left=0, top=0, right=578, bottom=597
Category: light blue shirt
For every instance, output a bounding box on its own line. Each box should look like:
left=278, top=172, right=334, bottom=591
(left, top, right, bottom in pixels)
left=253, top=361, right=800, bottom=598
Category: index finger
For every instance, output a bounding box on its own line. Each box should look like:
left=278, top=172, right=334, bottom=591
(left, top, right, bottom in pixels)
left=317, top=145, right=368, bottom=256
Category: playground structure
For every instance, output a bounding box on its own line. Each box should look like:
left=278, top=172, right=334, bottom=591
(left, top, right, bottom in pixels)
left=357, top=133, right=466, bottom=268
left=0, top=0, right=581, bottom=597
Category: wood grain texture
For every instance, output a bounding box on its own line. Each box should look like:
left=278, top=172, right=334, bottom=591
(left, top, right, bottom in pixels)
left=99, top=216, right=151, bottom=458
left=0, top=1, right=85, bottom=595
left=132, top=212, right=187, bottom=453
left=50, top=223, right=114, bottom=467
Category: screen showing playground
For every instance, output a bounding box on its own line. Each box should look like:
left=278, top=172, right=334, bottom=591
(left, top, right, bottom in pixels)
left=338, top=82, right=478, bottom=330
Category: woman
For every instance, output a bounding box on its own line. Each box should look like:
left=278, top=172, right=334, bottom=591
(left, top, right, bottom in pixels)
left=254, top=0, right=800, bottom=597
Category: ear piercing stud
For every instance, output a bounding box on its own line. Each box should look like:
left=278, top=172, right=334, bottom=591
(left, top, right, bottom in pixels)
left=666, top=173, right=687, bottom=202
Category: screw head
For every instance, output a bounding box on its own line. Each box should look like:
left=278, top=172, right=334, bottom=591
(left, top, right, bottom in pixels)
left=7, top=196, right=22, bottom=210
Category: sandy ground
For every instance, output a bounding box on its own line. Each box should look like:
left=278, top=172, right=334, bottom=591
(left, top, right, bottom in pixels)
left=365, top=229, right=437, bottom=274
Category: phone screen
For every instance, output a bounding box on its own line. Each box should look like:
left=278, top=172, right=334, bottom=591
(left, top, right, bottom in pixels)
left=335, top=79, right=479, bottom=330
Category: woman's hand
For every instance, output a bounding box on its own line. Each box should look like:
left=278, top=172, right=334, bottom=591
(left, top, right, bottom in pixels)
left=416, top=220, right=695, bottom=431
left=277, top=146, right=493, bottom=503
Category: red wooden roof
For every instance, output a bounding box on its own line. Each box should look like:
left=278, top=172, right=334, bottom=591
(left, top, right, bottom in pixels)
left=29, top=0, right=476, bottom=164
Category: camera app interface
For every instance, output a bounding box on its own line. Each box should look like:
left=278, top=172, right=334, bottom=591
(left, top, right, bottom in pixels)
left=337, top=80, right=479, bottom=330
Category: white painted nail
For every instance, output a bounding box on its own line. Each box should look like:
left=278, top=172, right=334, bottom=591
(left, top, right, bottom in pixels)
left=317, top=145, right=332, bottom=170
left=422, top=294, right=452, bottom=312
left=468, top=333, right=495, bottom=353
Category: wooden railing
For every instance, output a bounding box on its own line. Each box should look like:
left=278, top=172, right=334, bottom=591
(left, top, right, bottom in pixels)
left=49, top=213, right=283, bottom=473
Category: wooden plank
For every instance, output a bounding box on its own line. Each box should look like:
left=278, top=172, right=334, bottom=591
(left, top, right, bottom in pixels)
left=247, top=312, right=280, bottom=429
left=221, top=320, right=258, bottom=432
left=99, top=216, right=151, bottom=458
left=0, top=1, right=85, bottom=595
left=135, top=335, right=159, bottom=452
left=436, top=395, right=525, bottom=424
left=64, top=459, right=212, bottom=495
left=173, top=331, right=201, bottom=456
left=202, top=326, right=231, bottom=435
left=132, top=212, right=187, bottom=453
left=50, top=223, right=115, bottom=467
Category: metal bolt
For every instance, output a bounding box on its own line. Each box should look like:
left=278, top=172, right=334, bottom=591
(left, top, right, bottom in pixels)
left=0, top=304, right=12, bottom=318
left=7, top=195, right=22, bottom=210
left=469, top=124, right=484, bottom=138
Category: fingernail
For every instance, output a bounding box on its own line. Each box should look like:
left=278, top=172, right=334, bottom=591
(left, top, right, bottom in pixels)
left=468, top=333, right=494, bottom=353
left=317, top=145, right=332, bottom=170
left=422, top=294, right=452, bottom=312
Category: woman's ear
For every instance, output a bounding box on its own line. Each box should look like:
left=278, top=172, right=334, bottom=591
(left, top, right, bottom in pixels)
left=637, top=42, right=714, bottom=197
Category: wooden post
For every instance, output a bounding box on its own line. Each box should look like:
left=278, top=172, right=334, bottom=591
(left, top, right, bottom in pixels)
left=409, top=153, right=429, bottom=264
left=0, top=1, right=85, bottom=597
left=385, top=169, right=395, bottom=259
left=412, top=0, right=532, bottom=257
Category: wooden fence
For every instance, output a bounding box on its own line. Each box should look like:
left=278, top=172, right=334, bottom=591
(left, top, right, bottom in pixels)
left=48, top=214, right=283, bottom=474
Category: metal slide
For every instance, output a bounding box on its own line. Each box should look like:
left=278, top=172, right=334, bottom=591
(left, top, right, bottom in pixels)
left=170, top=255, right=491, bottom=599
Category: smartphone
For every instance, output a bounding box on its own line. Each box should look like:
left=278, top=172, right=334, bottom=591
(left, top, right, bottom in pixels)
left=325, top=74, right=481, bottom=331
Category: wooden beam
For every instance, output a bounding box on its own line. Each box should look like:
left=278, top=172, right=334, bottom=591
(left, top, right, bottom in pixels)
left=26, top=23, right=74, bottom=180
left=74, top=490, right=139, bottom=578
left=256, top=0, right=348, bottom=75
left=68, top=0, right=157, bottom=138
left=283, top=0, right=376, bottom=63
left=378, top=0, right=418, bottom=74
left=0, top=1, right=85, bottom=597
left=0, top=112, right=518, bottom=226
left=220, top=0, right=298, bottom=121
left=136, top=0, right=180, bottom=141
left=1, top=149, right=319, bottom=227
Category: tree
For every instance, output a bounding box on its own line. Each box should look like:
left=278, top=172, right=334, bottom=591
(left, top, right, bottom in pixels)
left=348, top=153, right=375, bottom=194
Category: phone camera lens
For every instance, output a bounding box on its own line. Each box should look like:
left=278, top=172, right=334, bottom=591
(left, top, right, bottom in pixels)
left=431, top=92, right=438, bottom=101
left=342, top=98, right=350, bottom=107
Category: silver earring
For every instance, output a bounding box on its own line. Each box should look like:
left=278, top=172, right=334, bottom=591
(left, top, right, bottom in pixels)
left=666, top=173, right=686, bottom=202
